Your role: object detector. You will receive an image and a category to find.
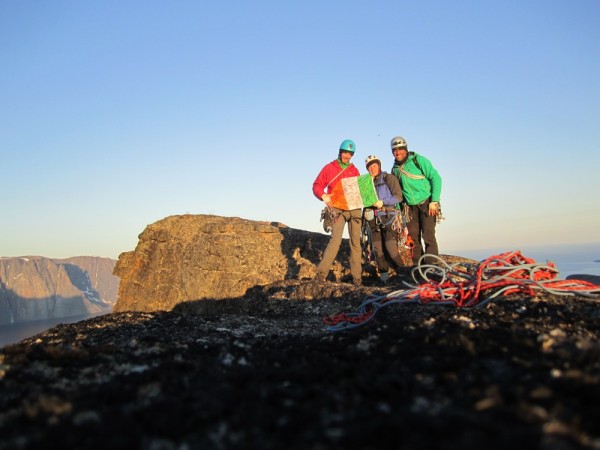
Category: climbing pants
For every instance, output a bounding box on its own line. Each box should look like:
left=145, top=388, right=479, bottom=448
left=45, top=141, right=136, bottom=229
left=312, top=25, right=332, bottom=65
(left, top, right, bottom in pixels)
left=406, top=200, right=439, bottom=265
left=317, top=208, right=363, bottom=281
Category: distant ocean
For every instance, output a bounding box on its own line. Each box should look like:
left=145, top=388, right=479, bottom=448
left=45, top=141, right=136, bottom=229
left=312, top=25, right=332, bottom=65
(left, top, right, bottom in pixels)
left=1, top=242, right=599, bottom=348
left=456, top=242, right=600, bottom=279
left=0, top=312, right=109, bottom=349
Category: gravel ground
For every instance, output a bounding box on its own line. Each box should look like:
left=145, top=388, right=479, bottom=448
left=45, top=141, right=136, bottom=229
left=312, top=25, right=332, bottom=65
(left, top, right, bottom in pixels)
left=1, top=276, right=599, bottom=450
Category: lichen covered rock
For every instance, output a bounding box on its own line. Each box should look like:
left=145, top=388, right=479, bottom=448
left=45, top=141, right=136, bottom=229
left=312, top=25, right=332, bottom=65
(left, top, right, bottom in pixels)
left=114, top=215, right=351, bottom=312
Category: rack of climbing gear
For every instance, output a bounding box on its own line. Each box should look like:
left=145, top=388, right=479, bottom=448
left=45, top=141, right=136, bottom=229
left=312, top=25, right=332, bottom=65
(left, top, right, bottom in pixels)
left=360, top=207, right=414, bottom=265
left=320, top=207, right=336, bottom=233
left=323, top=250, right=600, bottom=332
left=435, top=205, right=445, bottom=224
left=388, top=208, right=414, bottom=261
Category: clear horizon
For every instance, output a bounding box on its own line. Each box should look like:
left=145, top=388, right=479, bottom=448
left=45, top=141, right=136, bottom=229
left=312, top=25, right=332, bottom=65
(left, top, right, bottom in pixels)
left=2, top=1, right=599, bottom=259
left=2, top=239, right=600, bottom=280
left=1, top=218, right=600, bottom=262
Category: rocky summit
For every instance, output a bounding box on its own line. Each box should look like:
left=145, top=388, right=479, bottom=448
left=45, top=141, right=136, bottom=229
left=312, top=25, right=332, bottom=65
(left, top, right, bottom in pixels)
left=113, top=214, right=347, bottom=312
left=0, top=215, right=599, bottom=450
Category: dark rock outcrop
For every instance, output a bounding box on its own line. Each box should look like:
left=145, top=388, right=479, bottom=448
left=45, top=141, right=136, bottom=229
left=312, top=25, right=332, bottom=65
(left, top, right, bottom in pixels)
left=114, top=214, right=356, bottom=312
left=0, top=257, right=118, bottom=325
left=567, top=273, right=600, bottom=285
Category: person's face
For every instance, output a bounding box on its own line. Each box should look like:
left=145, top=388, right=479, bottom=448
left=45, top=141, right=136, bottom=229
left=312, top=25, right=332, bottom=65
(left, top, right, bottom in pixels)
left=392, top=147, right=408, bottom=161
left=367, top=162, right=381, bottom=177
left=339, top=150, right=353, bottom=164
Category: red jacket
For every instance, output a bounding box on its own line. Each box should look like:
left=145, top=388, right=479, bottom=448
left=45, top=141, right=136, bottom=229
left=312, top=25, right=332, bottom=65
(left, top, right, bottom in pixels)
left=312, top=160, right=360, bottom=201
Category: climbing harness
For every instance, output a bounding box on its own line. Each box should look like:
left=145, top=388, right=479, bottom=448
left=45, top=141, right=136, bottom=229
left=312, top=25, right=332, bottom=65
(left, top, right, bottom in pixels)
left=323, top=250, right=600, bottom=332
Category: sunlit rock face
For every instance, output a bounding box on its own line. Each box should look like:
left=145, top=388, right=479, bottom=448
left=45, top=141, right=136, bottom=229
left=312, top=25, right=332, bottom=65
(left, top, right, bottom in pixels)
left=0, top=256, right=117, bottom=324
left=113, top=214, right=345, bottom=312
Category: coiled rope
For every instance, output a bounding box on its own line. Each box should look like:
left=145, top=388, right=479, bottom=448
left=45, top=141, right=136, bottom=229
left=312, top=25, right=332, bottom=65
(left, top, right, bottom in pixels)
left=323, top=250, right=600, bottom=332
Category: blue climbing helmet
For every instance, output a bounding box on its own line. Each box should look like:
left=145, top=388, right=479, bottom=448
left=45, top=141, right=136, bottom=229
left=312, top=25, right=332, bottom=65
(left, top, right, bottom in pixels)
left=339, top=139, right=356, bottom=153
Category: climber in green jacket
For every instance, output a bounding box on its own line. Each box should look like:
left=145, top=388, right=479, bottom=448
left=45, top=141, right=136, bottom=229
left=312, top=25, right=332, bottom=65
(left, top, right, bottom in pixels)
left=390, top=136, right=442, bottom=266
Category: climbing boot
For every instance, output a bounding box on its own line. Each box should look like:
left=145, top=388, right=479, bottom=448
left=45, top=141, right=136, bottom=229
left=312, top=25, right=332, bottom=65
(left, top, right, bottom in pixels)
left=313, top=272, right=327, bottom=283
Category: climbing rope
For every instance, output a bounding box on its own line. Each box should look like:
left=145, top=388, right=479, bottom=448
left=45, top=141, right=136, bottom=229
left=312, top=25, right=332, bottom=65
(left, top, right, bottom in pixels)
left=323, top=250, right=600, bottom=332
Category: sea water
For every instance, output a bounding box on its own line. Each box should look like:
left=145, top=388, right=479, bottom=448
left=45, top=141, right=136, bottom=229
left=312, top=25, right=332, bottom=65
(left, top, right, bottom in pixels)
left=1, top=243, right=599, bottom=348
left=458, top=242, right=600, bottom=278
left=0, top=312, right=109, bottom=348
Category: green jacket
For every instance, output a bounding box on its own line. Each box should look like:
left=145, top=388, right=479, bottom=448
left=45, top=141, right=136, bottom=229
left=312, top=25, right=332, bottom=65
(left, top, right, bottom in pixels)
left=391, top=152, right=442, bottom=206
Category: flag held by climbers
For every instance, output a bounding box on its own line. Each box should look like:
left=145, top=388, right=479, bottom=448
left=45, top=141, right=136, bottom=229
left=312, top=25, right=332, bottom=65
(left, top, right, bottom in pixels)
left=329, top=174, right=378, bottom=210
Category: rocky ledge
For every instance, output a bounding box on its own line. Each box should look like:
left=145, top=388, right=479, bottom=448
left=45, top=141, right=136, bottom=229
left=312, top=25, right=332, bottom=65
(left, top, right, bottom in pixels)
left=1, top=277, right=599, bottom=450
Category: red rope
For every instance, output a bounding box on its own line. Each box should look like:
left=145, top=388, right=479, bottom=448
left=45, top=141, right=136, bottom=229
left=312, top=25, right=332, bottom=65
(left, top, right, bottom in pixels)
left=324, top=250, right=600, bottom=329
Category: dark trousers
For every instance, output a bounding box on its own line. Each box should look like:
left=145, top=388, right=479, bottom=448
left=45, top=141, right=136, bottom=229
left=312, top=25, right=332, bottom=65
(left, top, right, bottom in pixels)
left=368, top=211, right=404, bottom=273
left=370, top=224, right=405, bottom=273
left=407, top=200, right=438, bottom=265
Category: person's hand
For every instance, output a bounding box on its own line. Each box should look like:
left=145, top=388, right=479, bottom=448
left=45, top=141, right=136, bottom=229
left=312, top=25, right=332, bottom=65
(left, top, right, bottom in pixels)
left=322, top=194, right=332, bottom=207
left=428, top=201, right=440, bottom=216
left=374, top=200, right=383, bottom=209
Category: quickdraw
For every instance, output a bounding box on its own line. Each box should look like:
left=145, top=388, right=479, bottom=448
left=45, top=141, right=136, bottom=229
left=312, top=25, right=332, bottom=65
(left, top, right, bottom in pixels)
left=323, top=250, right=600, bottom=332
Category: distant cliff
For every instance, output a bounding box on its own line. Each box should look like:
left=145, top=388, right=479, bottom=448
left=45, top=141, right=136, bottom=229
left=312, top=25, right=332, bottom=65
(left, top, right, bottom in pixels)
left=0, top=256, right=118, bottom=325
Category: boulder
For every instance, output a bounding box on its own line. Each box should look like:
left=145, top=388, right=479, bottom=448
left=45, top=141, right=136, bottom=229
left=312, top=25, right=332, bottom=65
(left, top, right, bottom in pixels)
left=113, top=214, right=354, bottom=312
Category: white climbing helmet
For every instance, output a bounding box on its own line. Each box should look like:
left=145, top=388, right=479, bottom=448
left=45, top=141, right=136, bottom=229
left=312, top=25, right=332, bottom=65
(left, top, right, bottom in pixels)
left=365, top=155, right=381, bottom=168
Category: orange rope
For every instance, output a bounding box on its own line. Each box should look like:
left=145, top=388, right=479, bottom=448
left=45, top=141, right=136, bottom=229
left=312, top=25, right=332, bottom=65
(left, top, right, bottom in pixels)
left=324, top=250, right=600, bottom=331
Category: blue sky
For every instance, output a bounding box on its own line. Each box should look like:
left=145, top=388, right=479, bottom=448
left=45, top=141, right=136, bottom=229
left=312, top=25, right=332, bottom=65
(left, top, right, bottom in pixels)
left=2, top=0, right=599, bottom=260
